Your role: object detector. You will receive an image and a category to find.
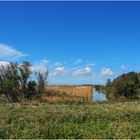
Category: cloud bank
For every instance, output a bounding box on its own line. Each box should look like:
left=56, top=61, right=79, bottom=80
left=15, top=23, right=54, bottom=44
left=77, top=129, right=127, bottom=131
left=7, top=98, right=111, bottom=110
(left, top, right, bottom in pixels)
left=120, top=65, right=127, bottom=70
left=73, top=66, right=92, bottom=77
left=100, top=68, right=113, bottom=76
left=49, top=67, right=65, bottom=77
left=0, top=43, right=27, bottom=60
left=0, top=61, right=10, bottom=67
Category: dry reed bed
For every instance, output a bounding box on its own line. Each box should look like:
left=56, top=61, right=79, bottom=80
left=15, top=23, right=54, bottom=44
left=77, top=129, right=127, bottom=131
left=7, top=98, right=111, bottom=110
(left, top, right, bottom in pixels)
left=42, top=86, right=93, bottom=102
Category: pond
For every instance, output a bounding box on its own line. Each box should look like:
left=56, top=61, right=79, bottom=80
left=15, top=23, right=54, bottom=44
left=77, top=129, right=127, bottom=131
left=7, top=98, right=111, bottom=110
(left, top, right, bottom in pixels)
left=92, top=88, right=107, bottom=102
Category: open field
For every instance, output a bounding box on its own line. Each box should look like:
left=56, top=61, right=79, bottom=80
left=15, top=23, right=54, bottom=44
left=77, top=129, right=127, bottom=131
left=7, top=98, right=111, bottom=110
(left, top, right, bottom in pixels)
left=1, top=100, right=140, bottom=139
left=42, top=86, right=93, bottom=102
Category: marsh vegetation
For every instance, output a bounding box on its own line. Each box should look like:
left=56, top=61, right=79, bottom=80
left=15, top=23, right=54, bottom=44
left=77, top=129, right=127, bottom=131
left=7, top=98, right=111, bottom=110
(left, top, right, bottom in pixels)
left=1, top=61, right=140, bottom=139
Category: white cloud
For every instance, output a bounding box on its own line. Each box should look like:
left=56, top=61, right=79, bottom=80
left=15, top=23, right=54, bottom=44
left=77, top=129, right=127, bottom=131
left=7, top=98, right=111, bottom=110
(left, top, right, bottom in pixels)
left=0, top=61, right=10, bottom=67
left=49, top=67, right=65, bottom=77
left=120, top=65, right=127, bottom=70
left=0, top=43, right=27, bottom=60
left=55, top=67, right=64, bottom=71
left=75, top=59, right=83, bottom=64
left=30, top=60, right=49, bottom=76
left=30, top=64, right=48, bottom=75
left=100, top=68, right=113, bottom=76
left=73, top=66, right=92, bottom=77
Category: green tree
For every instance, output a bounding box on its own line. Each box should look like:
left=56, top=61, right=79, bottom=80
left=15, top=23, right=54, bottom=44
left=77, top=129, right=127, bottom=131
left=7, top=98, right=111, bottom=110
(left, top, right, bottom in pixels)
left=26, top=80, right=37, bottom=99
left=110, top=72, right=140, bottom=99
left=0, top=61, right=47, bottom=102
left=0, top=63, right=21, bottom=102
left=19, top=61, right=31, bottom=99
left=35, top=70, right=48, bottom=98
left=106, top=79, right=111, bottom=87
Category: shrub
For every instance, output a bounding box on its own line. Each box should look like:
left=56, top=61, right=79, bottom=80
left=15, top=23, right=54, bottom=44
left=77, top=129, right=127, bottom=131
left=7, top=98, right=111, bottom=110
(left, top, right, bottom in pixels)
left=0, top=61, right=48, bottom=102
left=35, top=71, right=48, bottom=98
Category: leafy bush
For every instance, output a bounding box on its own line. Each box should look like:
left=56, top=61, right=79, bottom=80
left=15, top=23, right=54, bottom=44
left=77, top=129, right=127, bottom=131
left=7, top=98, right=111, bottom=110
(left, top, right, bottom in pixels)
left=35, top=71, right=48, bottom=98
left=0, top=61, right=48, bottom=102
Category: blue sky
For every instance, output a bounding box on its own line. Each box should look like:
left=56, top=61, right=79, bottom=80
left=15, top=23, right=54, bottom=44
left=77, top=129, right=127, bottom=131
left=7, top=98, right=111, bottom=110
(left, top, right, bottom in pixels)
left=0, top=1, right=140, bottom=85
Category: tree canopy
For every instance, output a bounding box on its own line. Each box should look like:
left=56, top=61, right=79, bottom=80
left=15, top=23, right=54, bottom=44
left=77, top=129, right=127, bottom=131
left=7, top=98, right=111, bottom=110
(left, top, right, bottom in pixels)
left=105, top=72, right=140, bottom=99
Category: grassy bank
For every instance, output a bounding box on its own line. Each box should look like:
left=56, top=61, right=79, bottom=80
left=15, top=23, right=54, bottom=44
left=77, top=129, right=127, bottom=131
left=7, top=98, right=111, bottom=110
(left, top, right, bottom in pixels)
left=0, top=100, right=140, bottom=139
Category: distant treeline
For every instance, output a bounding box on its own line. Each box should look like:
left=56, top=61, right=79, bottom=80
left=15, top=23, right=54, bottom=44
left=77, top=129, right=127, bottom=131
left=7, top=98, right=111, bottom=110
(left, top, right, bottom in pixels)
left=48, top=84, right=94, bottom=86
left=95, top=72, right=140, bottom=100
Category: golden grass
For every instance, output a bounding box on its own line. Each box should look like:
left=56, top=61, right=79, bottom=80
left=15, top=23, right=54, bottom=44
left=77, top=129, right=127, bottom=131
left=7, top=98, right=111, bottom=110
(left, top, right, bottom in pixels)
left=42, top=86, right=93, bottom=102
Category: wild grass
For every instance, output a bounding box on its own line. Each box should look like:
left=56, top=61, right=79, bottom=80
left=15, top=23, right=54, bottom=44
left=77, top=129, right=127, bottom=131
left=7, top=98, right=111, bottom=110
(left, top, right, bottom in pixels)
left=41, top=86, right=93, bottom=102
left=1, top=100, right=140, bottom=139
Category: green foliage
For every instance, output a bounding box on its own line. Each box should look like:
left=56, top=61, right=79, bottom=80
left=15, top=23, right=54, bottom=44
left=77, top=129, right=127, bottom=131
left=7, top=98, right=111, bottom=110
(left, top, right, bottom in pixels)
left=109, top=121, right=136, bottom=139
left=0, top=100, right=140, bottom=139
left=19, top=61, right=31, bottom=97
left=0, top=63, right=21, bottom=102
left=105, top=72, right=140, bottom=99
left=26, top=81, right=37, bottom=99
left=35, top=71, right=48, bottom=97
left=0, top=61, right=48, bottom=102
left=106, top=79, right=111, bottom=87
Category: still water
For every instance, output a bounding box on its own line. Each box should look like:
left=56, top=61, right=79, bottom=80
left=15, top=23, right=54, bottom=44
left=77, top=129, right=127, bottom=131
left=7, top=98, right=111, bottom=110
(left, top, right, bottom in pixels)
left=92, top=88, right=107, bottom=102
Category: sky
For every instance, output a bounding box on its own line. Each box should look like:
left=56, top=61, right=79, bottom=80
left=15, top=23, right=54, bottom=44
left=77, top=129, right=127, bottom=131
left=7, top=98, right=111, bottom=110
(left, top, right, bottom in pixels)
left=0, top=1, right=140, bottom=85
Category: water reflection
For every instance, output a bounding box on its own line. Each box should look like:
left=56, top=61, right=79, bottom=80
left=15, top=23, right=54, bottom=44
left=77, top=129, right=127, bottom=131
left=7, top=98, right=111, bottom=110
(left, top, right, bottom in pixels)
left=92, top=88, right=107, bottom=102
